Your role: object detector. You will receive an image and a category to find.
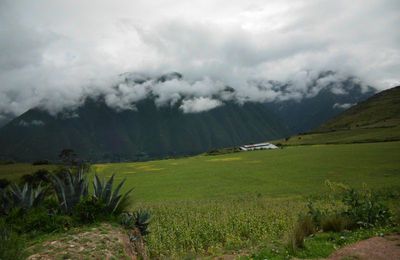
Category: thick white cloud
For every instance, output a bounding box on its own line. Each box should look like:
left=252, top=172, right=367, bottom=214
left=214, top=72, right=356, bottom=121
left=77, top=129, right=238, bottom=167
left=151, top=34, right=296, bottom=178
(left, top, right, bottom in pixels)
left=180, top=97, right=223, bottom=113
left=0, top=0, right=399, bottom=117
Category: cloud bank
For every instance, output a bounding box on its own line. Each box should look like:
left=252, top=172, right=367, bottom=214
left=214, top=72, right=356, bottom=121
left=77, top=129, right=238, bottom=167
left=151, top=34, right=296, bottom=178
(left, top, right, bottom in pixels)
left=0, top=0, right=399, bottom=117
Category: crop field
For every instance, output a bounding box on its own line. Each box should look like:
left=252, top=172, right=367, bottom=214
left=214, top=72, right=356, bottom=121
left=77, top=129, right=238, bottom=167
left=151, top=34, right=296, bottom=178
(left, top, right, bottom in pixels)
left=92, top=141, right=400, bottom=257
left=1, top=141, right=400, bottom=258
left=91, top=141, right=400, bottom=203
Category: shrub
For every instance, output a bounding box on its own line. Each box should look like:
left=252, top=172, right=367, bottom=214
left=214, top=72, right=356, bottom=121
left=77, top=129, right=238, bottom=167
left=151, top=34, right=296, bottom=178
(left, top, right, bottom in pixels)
left=73, top=197, right=106, bottom=223
left=0, top=178, right=10, bottom=189
left=307, top=200, right=324, bottom=227
left=5, top=207, right=74, bottom=234
left=287, top=215, right=315, bottom=252
left=0, top=219, right=25, bottom=260
left=321, top=214, right=349, bottom=232
left=32, top=160, right=50, bottom=165
left=393, top=205, right=400, bottom=226
left=0, top=188, right=11, bottom=216
left=342, top=188, right=391, bottom=228
left=298, top=215, right=316, bottom=237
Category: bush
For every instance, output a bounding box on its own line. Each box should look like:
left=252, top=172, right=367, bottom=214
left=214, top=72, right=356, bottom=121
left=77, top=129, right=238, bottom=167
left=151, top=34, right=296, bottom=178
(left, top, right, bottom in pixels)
left=342, top=188, right=391, bottom=228
left=0, top=178, right=10, bottom=189
left=321, top=215, right=349, bottom=232
left=73, top=197, right=106, bottom=223
left=393, top=205, right=400, bottom=226
left=32, top=160, right=50, bottom=165
left=5, top=207, right=73, bottom=234
left=310, top=183, right=393, bottom=230
left=307, top=200, right=324, bottom=227
left=0, top=219, right=25, bottom=260
left=287, top=215, right=315, bottom=251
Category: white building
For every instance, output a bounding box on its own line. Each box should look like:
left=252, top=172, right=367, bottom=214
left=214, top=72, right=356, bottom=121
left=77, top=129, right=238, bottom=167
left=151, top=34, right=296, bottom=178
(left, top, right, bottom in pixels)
left=239, top=142, right=278, bottom=151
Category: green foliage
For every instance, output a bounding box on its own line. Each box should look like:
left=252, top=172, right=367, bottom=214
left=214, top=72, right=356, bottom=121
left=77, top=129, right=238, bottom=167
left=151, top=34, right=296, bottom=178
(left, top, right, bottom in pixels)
left=143, top=197, right=300, bottom=258
left=73, top=197, right=106, bottom=223
left=394, top=205, right=400, bottom=226
left=6, top=207, right=73, bottom=234
left=321, top=215, right=349, bottom=232
left=50, top=169, right=88, bottom=214
left=0, top=219, right=25, bottom=260
left=32, top=160, right=50, bottom=165
left=287, top=215, right=316, bottom=252
left=307, top=200, right=324, bottom=226
left=8, top=183, right=46, bottom=211
left=205, top=147, right=240, bottom=156
left=0, top=178, right=10, bottom=189
left=93, top=174, right=133, bottom=214
left=306, top=184, right=393, bottom=233
left=0, top=188, right=11, bottom=216
left=341, top=188, right=392, bottom=228
left=120, top=210, right=151, bottom=236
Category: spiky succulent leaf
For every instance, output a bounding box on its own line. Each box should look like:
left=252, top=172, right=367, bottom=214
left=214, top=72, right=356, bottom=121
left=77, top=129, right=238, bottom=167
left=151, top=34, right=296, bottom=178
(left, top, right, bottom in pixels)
left=92, top=174, right=131, bottom=214
left=7, top=183, right=45, bottom=210
left=50, top=169, right=89, bottom=213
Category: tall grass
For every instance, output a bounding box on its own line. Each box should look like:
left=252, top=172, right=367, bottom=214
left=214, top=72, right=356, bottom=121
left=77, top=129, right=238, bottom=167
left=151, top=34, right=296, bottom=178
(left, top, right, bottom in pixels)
left=136, top=196, right=304, bottom=258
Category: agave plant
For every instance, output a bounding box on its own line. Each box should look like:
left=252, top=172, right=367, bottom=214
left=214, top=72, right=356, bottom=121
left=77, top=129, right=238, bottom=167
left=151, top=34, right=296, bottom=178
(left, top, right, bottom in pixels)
left=50, top=168, right=88, bottom=213
left=8, top=183, right=45, bottom=210
left=93, top=174, right=133, bottom=214
left=120, top=210, right=151, bottom=236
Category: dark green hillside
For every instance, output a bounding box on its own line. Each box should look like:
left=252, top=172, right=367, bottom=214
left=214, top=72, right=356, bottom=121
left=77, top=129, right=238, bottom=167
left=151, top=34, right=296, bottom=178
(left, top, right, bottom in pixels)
left=318, top=86, right=400, bottom=131
left=279, top=86, right=400, bottom=145
left=0, top=99, right=288, bottom=162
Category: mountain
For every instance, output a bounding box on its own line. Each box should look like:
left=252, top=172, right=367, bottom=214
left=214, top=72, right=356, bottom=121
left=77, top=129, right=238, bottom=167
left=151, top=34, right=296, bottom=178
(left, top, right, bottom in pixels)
left=265, top=78, right=375, bottom=135
left=278, top=86, right=400, bottom=145
left=0, top=99, right=288, bottom=162
left=0, top=72, right=380, bottom=162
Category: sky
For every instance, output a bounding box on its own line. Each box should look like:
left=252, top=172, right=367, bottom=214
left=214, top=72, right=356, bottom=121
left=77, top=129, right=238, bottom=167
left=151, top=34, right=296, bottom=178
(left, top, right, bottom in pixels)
left=0, top=0, right=399, bottom=118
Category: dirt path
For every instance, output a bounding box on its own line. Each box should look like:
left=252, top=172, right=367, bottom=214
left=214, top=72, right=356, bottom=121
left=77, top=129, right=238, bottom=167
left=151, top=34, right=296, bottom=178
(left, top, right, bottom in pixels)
left=327, top=233, right=400, bottom=260
left=26, top=223, right=136, bottom=260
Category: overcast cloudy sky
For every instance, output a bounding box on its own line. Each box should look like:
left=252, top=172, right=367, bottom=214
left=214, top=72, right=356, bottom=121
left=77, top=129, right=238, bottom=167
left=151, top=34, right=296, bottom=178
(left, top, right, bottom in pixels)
left=0, top=0, right=399, bottom=117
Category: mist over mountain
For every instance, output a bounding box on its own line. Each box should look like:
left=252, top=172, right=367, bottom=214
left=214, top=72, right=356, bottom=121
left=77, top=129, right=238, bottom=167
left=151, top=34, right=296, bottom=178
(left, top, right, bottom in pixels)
left=0, top=71, right=375, bottom=162
left=265, top=77, right=375, bottom=135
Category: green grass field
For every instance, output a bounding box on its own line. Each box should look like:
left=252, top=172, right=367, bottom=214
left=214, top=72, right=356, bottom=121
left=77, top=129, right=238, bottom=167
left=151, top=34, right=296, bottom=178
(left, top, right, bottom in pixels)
left=1, top=142, right=399, bottom=202
left=276, top=125, right=400, bottom=146
left=0, top=164, right=55, bottom=181
left=91, top=141, right=400, bottom=203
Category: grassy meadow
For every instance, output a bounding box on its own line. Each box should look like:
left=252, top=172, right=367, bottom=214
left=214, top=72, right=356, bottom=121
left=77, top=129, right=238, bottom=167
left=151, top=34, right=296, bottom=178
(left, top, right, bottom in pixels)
left=276, top=125, right=400, bottom=146
left=0, top=163, right=55, bottom=181
left=91, top=141, right=400, bottom=203
left=1, top=141, right=400, bottom=258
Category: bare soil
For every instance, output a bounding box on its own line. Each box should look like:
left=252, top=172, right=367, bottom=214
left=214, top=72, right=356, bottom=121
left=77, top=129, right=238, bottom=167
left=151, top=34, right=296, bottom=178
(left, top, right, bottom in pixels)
left=26, top=223, right=136, bottom=260
left=327, top=233, right=400, bottom=260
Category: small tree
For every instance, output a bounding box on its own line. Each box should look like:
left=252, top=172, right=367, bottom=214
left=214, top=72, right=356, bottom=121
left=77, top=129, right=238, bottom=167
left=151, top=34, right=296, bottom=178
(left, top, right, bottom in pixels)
left=59, top=149, right=78, bottom=166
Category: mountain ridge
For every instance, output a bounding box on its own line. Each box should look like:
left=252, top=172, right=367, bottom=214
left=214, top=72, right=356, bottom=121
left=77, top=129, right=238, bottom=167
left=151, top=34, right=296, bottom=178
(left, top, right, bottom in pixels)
left=0, top=98, right=288, bottom=162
